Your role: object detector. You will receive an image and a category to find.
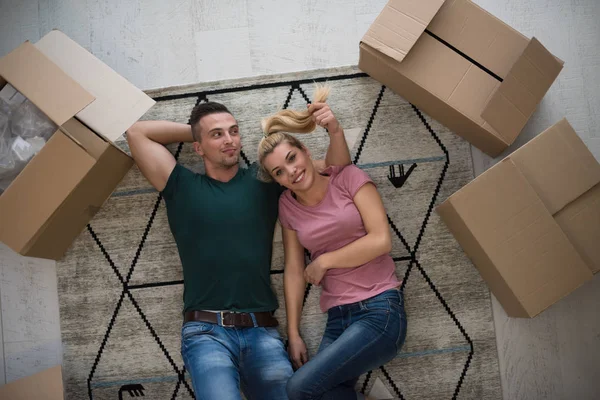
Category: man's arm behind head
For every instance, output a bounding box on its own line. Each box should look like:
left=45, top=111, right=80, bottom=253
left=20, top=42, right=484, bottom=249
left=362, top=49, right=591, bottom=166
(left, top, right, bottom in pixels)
left=126, top=121, right=193, bottom=191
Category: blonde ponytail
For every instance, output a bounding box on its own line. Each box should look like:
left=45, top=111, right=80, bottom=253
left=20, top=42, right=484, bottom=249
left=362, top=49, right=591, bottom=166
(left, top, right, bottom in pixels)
left=261, top=84, right=330, bottom=136
left=257, top=84, right=331, bottom=182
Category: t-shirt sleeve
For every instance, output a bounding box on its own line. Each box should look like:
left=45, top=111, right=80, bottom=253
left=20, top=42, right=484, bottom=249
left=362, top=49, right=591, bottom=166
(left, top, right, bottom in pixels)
left=338, top=164, right=374, bottom=198
left=161, top=164, right=195, bottom=201
left=278, top=195, right=293, bottom=230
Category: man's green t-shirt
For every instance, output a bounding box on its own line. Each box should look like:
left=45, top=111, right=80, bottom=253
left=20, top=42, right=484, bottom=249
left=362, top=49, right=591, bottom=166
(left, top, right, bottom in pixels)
left=161, top=163, right=283, bottom=313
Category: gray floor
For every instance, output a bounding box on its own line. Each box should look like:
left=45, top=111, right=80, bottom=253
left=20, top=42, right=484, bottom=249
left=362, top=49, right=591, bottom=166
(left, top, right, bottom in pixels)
left=1, top=0, right=599, bottom=399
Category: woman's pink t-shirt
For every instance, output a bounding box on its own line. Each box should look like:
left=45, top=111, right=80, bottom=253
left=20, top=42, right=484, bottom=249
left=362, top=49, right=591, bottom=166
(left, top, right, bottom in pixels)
left=278, top=165, right=400, bottom=312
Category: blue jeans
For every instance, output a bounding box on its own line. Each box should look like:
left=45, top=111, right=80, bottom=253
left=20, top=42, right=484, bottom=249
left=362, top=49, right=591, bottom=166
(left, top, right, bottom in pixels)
left=181, top=317, right=293, bottom=400
left=287, top=289, right=407, bottom=400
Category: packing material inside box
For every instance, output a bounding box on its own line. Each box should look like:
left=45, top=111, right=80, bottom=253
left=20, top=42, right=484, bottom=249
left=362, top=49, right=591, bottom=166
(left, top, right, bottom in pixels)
left=0, top=84, right=58, bottom=192
left=358, top=0, right=563, bottom=157
left=437, top=119, right=600, bottom=318
left=0, top=30, right=155, bottom=260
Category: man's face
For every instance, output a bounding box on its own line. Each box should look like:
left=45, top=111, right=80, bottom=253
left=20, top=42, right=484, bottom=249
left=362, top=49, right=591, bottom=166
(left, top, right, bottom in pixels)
left=193, top=113, right=241, bottom=168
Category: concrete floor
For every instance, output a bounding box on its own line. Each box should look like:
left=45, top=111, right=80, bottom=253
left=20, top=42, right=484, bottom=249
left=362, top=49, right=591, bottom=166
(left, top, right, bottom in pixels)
left=0, top=0, right=599, bottom=399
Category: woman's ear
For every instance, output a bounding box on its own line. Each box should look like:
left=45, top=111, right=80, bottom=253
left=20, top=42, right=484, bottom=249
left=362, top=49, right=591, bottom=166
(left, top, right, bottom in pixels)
left=302, top=145, right=311, bottom=158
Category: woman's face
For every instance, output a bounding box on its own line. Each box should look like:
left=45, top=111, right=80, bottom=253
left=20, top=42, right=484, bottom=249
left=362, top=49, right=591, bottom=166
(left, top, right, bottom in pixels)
left=262, top=141, right=315, bottom=191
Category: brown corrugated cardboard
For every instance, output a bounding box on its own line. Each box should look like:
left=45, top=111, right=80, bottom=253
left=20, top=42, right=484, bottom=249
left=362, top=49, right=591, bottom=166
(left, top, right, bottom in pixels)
left=0, top=30, right=154, bottom=260
left=555, top=184, right=600, bottom=274
left=0, top=41, right=94, bottom=126
left=437, top=119, right=600, bottom=318
left=481, top=38, right=565, bottom=144
left=427, top=0, right=529, bottom=79
left=35, top=30, right=156, bottom=143
left=0, top=365, right=64, bottom=400
left=359, top=0, right=563, bottom=157
left=360, top=0, right=445, bottom=63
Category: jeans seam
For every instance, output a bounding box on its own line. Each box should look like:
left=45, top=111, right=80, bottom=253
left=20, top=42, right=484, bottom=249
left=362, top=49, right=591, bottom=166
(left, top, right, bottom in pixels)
left=391, top=299, right=406, bottom=351
left=181, top=324, right=216, bottom=352
left=384, top=299, right=393, bottom=330
left=304, top=311, right=393, bottom=397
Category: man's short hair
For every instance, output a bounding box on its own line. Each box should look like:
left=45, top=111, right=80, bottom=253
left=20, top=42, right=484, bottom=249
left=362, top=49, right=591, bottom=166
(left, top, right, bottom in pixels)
left=189, top=102, right=232, bottom=141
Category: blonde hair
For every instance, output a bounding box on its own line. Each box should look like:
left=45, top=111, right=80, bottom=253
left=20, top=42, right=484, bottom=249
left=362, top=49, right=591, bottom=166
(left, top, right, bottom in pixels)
left=257, top=84, right=330, bottom=182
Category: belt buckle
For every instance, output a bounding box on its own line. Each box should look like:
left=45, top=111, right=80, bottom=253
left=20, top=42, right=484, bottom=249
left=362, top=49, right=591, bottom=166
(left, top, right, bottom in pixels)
left=219, top=311, right=235, bottom=328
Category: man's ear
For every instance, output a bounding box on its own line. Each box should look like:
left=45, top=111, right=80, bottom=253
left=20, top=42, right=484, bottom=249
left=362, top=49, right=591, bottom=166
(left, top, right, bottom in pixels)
left=193, top=141, right=204, bottom=156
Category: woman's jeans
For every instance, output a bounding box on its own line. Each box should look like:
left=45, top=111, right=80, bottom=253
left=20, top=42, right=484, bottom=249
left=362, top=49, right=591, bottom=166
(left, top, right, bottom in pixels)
left=287, top=288, right=408, bottom=400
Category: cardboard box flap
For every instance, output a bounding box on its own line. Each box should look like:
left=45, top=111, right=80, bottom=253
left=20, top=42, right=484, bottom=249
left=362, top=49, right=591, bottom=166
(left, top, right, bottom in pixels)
left=61, top=118, right=110, bottom=160
left=361, top=0, right=446, bottom=63
left=24, top=143, right=133, bottom=260
left=555, top=183, right=600, bottom=274
left=0, top=132, right=95, bottom=254
left=35, top=30, right=156, bottom=142
left=440, top=158, right=592, bottom=317
left=481, top=38, right=564, bottom=144
left=0, top=41, right=94, bottom=126
left=428, top=0, right=529, bottom=80
left=510, top=119, right=600, bottom=215
left=0, top=365, right=64, bottom=400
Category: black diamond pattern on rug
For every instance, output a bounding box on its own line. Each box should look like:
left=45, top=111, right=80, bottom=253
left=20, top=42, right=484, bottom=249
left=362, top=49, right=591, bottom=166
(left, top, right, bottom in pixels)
left=65, top=70, right=500, bottom=399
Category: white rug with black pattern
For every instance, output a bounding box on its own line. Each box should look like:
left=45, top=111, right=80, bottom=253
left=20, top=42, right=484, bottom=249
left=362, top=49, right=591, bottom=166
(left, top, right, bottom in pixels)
left=56, top=66, right=502, bottom=400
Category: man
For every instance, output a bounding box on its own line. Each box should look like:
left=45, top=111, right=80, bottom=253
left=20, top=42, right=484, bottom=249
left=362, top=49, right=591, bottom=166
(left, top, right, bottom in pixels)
left=126, top=99, right=351, bottom=399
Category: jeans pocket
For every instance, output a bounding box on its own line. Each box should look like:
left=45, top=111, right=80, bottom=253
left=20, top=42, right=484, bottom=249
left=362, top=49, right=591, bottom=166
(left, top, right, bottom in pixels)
left=389, top=298, right=407, bottom=351
left=389, top=290, right=405, bottom=312
left=395, top=315, right=407, bottom=351
left=182, top=322, right=215, bottom=342
left=363, top=298, right=391, bottom=313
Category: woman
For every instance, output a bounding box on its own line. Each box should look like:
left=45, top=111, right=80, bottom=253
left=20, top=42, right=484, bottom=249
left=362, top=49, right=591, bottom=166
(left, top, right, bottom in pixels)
left=257, top=86, right=407, bottom=400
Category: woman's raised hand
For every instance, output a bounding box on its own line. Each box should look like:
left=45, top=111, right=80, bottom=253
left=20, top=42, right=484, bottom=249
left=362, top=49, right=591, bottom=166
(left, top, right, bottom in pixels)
left=308, top=102, right=342, bottom=135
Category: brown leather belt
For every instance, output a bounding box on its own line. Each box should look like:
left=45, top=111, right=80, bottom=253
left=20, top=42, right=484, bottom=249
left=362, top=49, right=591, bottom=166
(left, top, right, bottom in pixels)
left=184, top=310, right=278, bottom=328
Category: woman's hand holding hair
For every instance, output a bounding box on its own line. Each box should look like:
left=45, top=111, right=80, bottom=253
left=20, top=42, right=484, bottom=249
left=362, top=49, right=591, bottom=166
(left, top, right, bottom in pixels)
left=308, top=102, right=342, bottom=135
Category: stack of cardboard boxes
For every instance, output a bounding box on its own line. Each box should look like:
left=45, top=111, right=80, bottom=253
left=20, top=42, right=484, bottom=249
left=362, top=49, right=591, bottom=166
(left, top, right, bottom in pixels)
left=359, top=0, right=600, bottom=318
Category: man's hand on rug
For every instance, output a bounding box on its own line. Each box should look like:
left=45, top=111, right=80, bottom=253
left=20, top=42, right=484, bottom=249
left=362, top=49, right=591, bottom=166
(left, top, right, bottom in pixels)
left=288, top=334, right=308, bottom=370
left=304, top=255, right=328, bottom=286
left=308, top=102, right=342, bottom=135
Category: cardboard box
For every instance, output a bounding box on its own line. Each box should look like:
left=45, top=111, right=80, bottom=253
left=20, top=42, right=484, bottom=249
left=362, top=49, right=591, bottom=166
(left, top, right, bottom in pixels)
left=0, top=366, right=64, bottom=399
left=0, top=30, right=155, bottom=260
left=358, top=0, right=564, bottom=157
left=437, top=119, right=600, bottom=318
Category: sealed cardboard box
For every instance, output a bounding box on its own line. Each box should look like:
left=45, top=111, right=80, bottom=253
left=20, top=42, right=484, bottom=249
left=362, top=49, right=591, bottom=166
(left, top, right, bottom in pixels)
left=359, top=0, right=564, bottom=157
left=0, top=30, right=155, bottom=260
left=0, top=365, right=64, bottom=399
left=437, top=119, right=600, bottom=318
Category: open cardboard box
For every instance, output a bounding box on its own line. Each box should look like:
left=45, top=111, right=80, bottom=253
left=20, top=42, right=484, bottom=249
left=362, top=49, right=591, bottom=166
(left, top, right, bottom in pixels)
left=437, top=119, right=600, bottom=318
left=0, top=30, right=155, bottom=260
left=359, top=0, right=564, bottom=157
left=0, top=366, right=64, bottom=399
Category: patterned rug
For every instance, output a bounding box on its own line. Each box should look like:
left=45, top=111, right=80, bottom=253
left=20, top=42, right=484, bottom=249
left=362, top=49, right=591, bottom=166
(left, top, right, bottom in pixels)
left=56, top=66, right=502, bottom=399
